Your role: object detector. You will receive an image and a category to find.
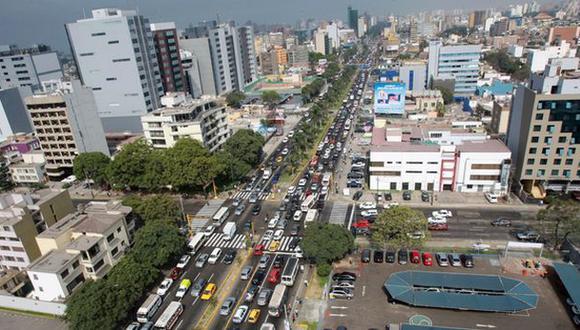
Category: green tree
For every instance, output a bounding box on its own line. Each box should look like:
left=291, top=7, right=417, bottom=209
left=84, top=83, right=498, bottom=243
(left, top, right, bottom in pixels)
left=131, top=220, right=186, bottom=268
left=537, top=199, right=580, bottom=247
left=163, top=138, right=212, bottom=191
left=371, top=206, right=429, bottom=248
left=223, top=129, right=265, bottom=167
left=436, top=86, right=454, bottom=105
left=215, top=150, right=251, bottom=185
left=225, top=90, right=246, bottom=108
left=301, top=224, right=354, bottom=264
left=261, top=90, right=281, bottom=108
left=122, top=194, right=181, bottom=224
left=73, top=152, right=111, bottom=188
left=106, top=139, right=155, bottom=190
left=65, top=280, right=120, bottom=330
left=0, top=162, right=14, bottom=192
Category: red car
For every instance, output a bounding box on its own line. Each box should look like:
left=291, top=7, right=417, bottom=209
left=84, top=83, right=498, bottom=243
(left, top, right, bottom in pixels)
left=253, top=244, right=265, bottom=256
left=422, top=252, right=433, bottom=266
left=410, top=250, right=421, bottom=264
left=268, top=268, right=281, bottom=284
left=169, top=267, right=182, bottom=280
left=352, top=220, right=370, bottom=229
left=428, top=223, right=448, bottom=231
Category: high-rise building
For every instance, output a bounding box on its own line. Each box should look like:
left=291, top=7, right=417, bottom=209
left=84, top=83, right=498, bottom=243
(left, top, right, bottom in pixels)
left=288, top=45, right=309, bottom=69
left=0, top=87, right=33, bottom=141
left=65, top=8, right=163, bottom=133
left=357, top=17, right=367, bottom=38
left=25, top=80, right=109, bottom=180
left=327, top=22, right=340, bottom=50
left=179, top=37, right=216, bottom=96
left=427, top=41, right=481, bottom=96
left=314, top=30, right=328, bottom=55
left=237, top=26, right=258, bottom=86
left=468, top=10, right=487, bottom=28
left=268, top=32, right=285, bottom=48
left=0, top=45, right=62, bottom=91
left=347, top=6, right=359, bottom=34
left=150, top=22, right=186, bottom=94
left=408, top=19, right=418, bottom=44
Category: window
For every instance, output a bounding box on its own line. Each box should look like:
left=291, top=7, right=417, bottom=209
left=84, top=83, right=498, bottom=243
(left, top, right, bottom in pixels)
left=563, top=170, right=571, bottom=177
left=547, top=125, right=555, bottom=133
left=105, top=77, right=117, bottom=81
left=112, top=58, right=131, bottom=63
left=61, top=269, right=69, bottom=279
left=531, top=137, right=539, bottom=143
left=91, top=32, right=106, bottom=36
left=471, top=164, right=501, bottom=170
left=527, top=159, right=535, bottom=165
left=558, top=136, right=567, bottom=143
left=533, top=125, right=541, bottom=132
left=544, top=137, right=552, bottom=145
left=72, top=260, right=80, bottom=269
left=529, top=148, right=537, bottom=154
left=553, top=159, right=561, bottom=165
left=537, top=169, right=545, bottom=177
left=79, top=52, right=94, bottom=57
left=39, top=287, right=44, bottom=292
left=525, top=169, right=533, bottom=176
left=542, top=148, right=550, bottom=156
left=106, top=233, right=114, bottom=243
left=565, top=159, right=573, bottom=165
left=406, top=161, right=423, bottom=165
left=535, top=113, right=543, bottom=120
left=369, top=161, right=384, bottom=167
left=551, top=170, right=559, bottom=176
left=108, top=40, right=119, bottom=44
left=469, top=175, right=501, bottom=181
left=2, top=226, right=10, bottom=231
left=540, top=159, right=548, bottom=165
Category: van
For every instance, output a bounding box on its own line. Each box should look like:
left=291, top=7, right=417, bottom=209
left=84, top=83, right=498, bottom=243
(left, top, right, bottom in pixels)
left=485, top=192, right=499, bottom=203
left=208, top=248, right=222, bottom=264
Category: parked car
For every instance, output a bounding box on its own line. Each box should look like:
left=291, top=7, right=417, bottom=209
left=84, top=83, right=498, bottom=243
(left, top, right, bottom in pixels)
left=361, top=249, right=371, bottom=263
left=361, top=209, right=378, bottom=217
left=220, top=297, right=236, bottom=316
left=384, top=192, right=392, bottom=201
left=410, top=250, right=420, bottom=264
left=432, top=210, right=453, bottom=218
left=403, top=191, right=412, bottom=200
left=373, top=250, right=384, bottom=263
left=435, top=253, right=449, bottom=267
left=359, top=201, right=376, bottom=210
left=329, top=288, right=354, bottom=299
left=448, top=253, right=462, bottom=267
left=516, top=230, right=540, bottom=241
left=485, top=192, right=499, bottom=203
left=191, top=278, right=208, bottom=297
left=398, top=249, right=409, bottom=264
left=332, top=272, right=357, bottom=282
left=422, top=252, right=433, bottom=266
left=421, top=191, right=430, bottom=202
left=461, top=254, right=474, bottom=268
left=491, top=218, right=512, bottom=227
left=352, top=191, right=363, bottom=201
left=385, top=250, right=396, bottom=263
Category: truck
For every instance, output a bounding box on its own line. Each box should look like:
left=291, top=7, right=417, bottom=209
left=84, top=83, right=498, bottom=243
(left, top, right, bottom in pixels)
left=262, top=168, right=272, bottom=180
left=222, top=222, right=237, bottom=241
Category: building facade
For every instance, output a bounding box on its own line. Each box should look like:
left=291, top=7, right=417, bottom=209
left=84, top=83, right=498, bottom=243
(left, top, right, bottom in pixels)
left=0, top=46, right=62, bottom=91
left=428, top=41, right=481, bottom=96
left=151, top=22, right=186, bottom=93
left=9, top=151, right=46, bottom=184
left=399, top=61, right=427, bottom=92
left=0, top=87, right=33, bottom=141
left=66, top=8, right=163, bottom=133
left=179, top=37, right=216, bottom=96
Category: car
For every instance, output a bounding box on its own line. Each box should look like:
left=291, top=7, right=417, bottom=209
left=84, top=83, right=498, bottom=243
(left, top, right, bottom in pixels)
left=252, top=270, right=266, bottom=285
left=203, top=225, right=215, bottom=236
left=485, top=192, right=499, bottom=203
left=232, top=305, right=249, bottom=324
left=273, top=255, right=285, bottom=269
left=257, top=289, right=272, bottom=306
left=435, top=253, right=449, bottom=267
left=157, top=278, right=173, bottom=297
left=432, top=210, right=453, bottom=218
left=428, top=216, right=447, bottom=224
left=329, top=288, right=354, bottom=299
left=461, top=254, right=474, bottom=268
left=421, top=191, right=430, bottom=202
left=292, top=210, right=302, bottom=222
left=472, top=242, right=491, bottom=251
left=263, top=229, right=274, bottom=241
left=384, top=192, right=392, bottom=201
left=422, top=252, right=433, bottom=266
left=384, top=202, right=399, bottom=209
left=361, top=249, right=371, bottom=263
left=311, top=183, right=319, bottom=192
left=403, top=191, right=412, bottom=200
left=245, top=284, right=259, bottom=302
left=253, top=244, right=265, bottom=256
left=232, top=197, right=242, bottom=207
left=268, top=217, right=278, bottom=229
left=140, top=322, right=153, bottom=330
left=408, top=231, right=425, bottom=239
left=220, top=297, right=236, bottom=316
left=332, top=281, right=355, bottom=289
left=235, top=204, right=246, bottom=215
left=169, top=267, right=182, bottom=280
left=276, top=218, right=288, bottom=229
left=373, top=250, right=384, bottom=263
left=208, top=248, right=222, bottom=264
left=347, top=180, right=362, bottom=188
left=385, top=250, right=396, bottom=263
left=223, top=250, right=237, bottom=264
left=352, top=191, right=363, bottom=201
left=290, top=224, right=300, bottom=236
left=240, top=265, right=253, bottom=280
left=410, top=250, right=420, bottom=264
left=298, top=178, right=307, bottom=186
left=289, top=237, right=301, bottom=250
left=361, top=209, right=378, bottom=217
left=449, top=253, right=462, bottom=267
left=200, top=283, right=216, bottom=300
left=287, top=186, right=296, bottom=195
left=176, top=255, right=191, bottom=269
left=398, top=249, right=409, bottom=264
left=269, top=240, right=280, bottom=252
left=258, top=255, right=271, bottom=269
left=428, top=223, right=449, bottom=231
left=248, top=308, right=261, bottom=324
left=282, top=137, right=289, bottom=143
left=268, top=268, right=281, bottom=284
left=175, top=278, right=191, bottom=298
left=491, top=218, right=512, bottom=227
left=332, top=272, right=357, bottom=282
left=126, top=322, right=141, bottom=330
left=191, top=278, right=208, bottom=297
left=281, top=148, right=289, bottom=155
left=275, top=155, right=283, bottom=163
left=359, top=201, right=376, bottom=209
left=249, top=193, right=258, bottom=203
left=251, top=204, right=262, bottom=215
left=516, top=230, right=541, bottom=241
left=273, top=229, right=284, bottom=240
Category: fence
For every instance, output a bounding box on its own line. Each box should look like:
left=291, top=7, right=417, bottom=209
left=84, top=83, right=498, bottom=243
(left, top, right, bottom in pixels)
left=0, top=294, right=66, bottom=316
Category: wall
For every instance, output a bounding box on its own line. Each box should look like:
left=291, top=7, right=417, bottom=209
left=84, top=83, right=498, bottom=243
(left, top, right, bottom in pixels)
left=0, top=294, right=66, bottom=316
left=0, top=87, right=34, bottom=141
left=369, top=150, right=441, bottom=191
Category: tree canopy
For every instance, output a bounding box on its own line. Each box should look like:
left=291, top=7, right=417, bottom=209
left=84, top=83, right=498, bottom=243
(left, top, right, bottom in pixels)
left=371, top=206, right=429, bottom=248
left=225, top=90, right=246, bottom=108
left=73, top=152, right=111, bottom=188
left=484, top=49, right=530, bottom=81
left=435, top=86, right=454, bottom=105
left=301, top=224, right=354, bottom=264
left=106, top=140, right=156, bottom=190
left=122, top=194, right=181, bottom=224
left=223, top=129, right=265, bottom=167
left=130, top=220, right=186, bottom=268
left=261, top=90, right=281, bottom=107
left=538, top=199, right=580, bottom=247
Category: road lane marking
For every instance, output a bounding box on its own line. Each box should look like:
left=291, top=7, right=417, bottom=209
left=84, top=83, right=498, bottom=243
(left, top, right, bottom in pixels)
left=329, top=313, right=347, bottom=317
left=176, top=319, right=184, bottom=329
left=330, top=306, right=348, bottom=309
left=362, top=285, right=366, bottom=297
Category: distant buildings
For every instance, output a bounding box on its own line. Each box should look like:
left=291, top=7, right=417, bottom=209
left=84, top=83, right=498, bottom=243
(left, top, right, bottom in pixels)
left=314, top=29, right=329, bottom=55
left=347, top=6, right=359, bottom=34
left=0, top=45, right=62, bottom=91
left=428, top=41, right=482, bottom=96
left=66, top=8, right=163, bottom=133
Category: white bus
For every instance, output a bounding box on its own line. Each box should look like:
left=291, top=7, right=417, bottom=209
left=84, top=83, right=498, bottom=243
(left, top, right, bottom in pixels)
left=281, top=257, right=299, bottom=286
left=187, top=233, right=206, bottom=255
left=212, top=206, right=230, bottom=225
left=304, top=209, right=318, bottom=227
left=137, top=294, right=162, bottom=323
left=154, top=301, right=183, bottom=329
left=301, top=194, right=317, bottom=212
left=268, top=284, right=287, bottom=317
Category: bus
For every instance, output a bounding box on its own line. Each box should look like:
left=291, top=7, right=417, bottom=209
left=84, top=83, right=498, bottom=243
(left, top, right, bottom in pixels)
left=154, top=301, right=183, bottom=329
left=136, top=294, right=162, bottom=323
left=304, top=209, right=318, bottom=227
left=301, top=194, right=317, bottom=212
left=212, top=206, right=230, bottom=225
left=281, top=257, right=299, bottom=286
left=268, top=284, right=287, bottom=317
left=187, top=233, right=206, bottom=255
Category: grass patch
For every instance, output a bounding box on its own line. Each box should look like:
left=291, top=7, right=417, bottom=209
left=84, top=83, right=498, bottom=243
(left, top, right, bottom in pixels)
left=0, top=306, right=61, bottom=319
left=317, top=274, right=329, bottom=286
left=300, top=321, right=318, bottom=330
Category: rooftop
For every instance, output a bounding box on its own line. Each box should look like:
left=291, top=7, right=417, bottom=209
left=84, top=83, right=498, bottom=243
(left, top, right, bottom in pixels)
left=28, top=249, right=78, bottom=273
left=66, top=235, right=101, bottom=252
left=73, top=213, right=124, bottom=235
left=457, top=140, right=511, bottom=153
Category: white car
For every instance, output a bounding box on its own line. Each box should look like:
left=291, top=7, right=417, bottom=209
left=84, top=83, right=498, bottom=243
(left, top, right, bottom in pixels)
left=351, top=162, right=365, bottom=168
left=359, top=201, right=376, bottom=210
left=203, top=225, right=215, bottom=237
left=263, top=230, right=274, bottom=241
left=232, top=305, right=249, bottom=324
left=485, top=192, right=499, bottom=203
left=472, top=242, right=491, bottom=251
left=176, top=255, right=191, bottom=269
left=288, top=130, right=295, bottom=138
left=273, top=229, right=284, bottom=240
left=208, top=248, right=222, bottom=264
left=156, top=278, right=173, bottom=297
left=282, top=137, right=289, bottom=143
left=428, top=216, right=447, bottom=224
left=287, top=186, right=296, bottom=195
left=298, top=178, right=307, bottom=187
left=361, top=209, right=378, bottom=217
left=384, top=202, right=399, bottom=209
left=293, top=210, right=302, bottom=222
left=268, top=217, right=278, bottom=229
left=281, top=148, right=289, bottom=155
left=321, top=186, right=329, bottom=195
left=432, top=210, right=453, bottom=218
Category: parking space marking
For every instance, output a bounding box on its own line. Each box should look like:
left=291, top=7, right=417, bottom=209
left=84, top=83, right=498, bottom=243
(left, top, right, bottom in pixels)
left=362, top=285, right=366, bottom=297
left=328, top=313, right=348, bottom=317
left=330, top=306, right=348, bottom=309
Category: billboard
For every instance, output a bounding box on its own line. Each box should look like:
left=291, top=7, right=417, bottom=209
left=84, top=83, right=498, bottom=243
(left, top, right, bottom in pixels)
left=374, top=82, right=406, bottom=115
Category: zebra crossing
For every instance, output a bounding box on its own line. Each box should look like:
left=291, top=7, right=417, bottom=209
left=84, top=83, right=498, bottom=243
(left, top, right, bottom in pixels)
left=204, top=233, right=247, bottom=249
left=231, top=191, right=272, bottom=201
left=259, top=236, right=300, bottom=253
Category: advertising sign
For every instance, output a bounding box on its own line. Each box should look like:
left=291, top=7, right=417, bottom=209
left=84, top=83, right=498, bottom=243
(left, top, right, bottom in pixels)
left=374, top=82, right=405, bottom=115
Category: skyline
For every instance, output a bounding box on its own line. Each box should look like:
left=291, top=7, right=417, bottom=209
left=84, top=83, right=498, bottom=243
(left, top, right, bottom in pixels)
left=0, top=0, right=552, bottom=52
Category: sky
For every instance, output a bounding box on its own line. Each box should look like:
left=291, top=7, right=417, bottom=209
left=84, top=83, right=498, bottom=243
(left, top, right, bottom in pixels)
left=0, top=0, right=554, bottom=52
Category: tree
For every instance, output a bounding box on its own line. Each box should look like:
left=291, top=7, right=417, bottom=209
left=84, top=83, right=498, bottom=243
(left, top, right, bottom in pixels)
left=308, top=52, right=325, bottom=66
left=261, top=90, right=281, bottom=108
left=163, top=138, right=213, bottom=191
left=484, top=49, right=530, bottom=82
left=301, top=224, right=354, bottom=264
left=0, top=162, right=14, bottom=192
left=131, top=220, right=186, bottom=268
left=225, top=90, right=246, bottom=108
left=371, top=206, right=429, bottom=248
left=106, top=139, right=155, bottom=190
left=73, top=152, right=111, bottom=188
left=223, top=129, right=265, bottom=167
left=537, top=199, right=580, bottom=247
left=436, top=86, right=454, bottom=105
left=122, top=194, right=181, bottom=224
left=215, top=150, right=251, bottom=185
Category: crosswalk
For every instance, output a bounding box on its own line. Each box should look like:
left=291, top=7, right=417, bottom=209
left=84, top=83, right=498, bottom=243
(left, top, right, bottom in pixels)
left=231, top=191, right=272, bottom=201
left=204, top=233, right=247, bottom=249
left=259, top=236, right=300, bottom=253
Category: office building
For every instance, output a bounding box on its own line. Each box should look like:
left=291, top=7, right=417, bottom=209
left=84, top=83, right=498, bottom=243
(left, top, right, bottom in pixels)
left=0, top=45, right=62, bottom=91
left=0, top=87, right=33, bottom=141
left=347, top=6, right=359, bottom=34
left=141, top=93, right=229, bottom=152
left=25, top=80, right=109, bottom=180
left=151, top=22, right=186, bottom=93
left=399, top=61, right=427, bottom=92
left=428, top=41, right=481, bottom=96
left=468, top=10, right=487, bottom=28
left=66, top=8, right=163, bottom=133
left=179, top=37, right=216, bottom=96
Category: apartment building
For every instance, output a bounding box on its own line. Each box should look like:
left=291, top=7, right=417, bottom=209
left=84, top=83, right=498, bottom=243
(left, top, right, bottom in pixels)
left=25, top=80, right=109, bottom=180
left=0, top=45, right=62, bottom=91
left=151, top=22, right=186, bottom=93
left=369, top=126, right=511, bottom=193
left=427, top=41, right=482, bottom=96
left=529, top=57, right=580, bottom=94
left=9, top=151, right=46, bottom=184
left=141, top=93, right=229, bottom=151
left=0, top=133, right=40, bottom=155
left=66, top=8, right=163, bottom=132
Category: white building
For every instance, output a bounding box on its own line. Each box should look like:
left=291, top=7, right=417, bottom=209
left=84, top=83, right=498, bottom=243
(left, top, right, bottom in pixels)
left=529, top=57, right=580, bottom=94
left=314, top=29, right=328, bottom=55
left=526, top=41, right=576, bottom=73
left=141, top=93, right=229, bottom=151
left=65, top=8, right=163, bottom=133
left=0, top=46, right=62, bottom=91
left=9, top=151, right=46, bottom=184
left=327, top=23, right=340, bottom=50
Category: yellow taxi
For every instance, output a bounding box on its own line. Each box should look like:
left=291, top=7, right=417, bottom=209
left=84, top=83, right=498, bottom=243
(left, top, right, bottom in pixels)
left=276, top=155, right=283, bottom=163
left=269, top=240, right=280, bottom=252
left=248, top=308, right=261, bottom=323
left=200, top=283, right=216, bottom=300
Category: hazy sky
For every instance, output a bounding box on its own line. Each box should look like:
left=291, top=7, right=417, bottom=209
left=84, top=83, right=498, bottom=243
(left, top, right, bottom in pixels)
left=0, top=0, right=553, bottom=52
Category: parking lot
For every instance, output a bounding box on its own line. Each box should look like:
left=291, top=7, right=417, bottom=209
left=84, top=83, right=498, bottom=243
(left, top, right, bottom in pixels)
left=323, top=252, right=577, bottom=330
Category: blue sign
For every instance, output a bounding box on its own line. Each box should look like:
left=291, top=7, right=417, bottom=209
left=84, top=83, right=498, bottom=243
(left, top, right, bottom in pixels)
left=374, top=82, right=406, bottom=115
